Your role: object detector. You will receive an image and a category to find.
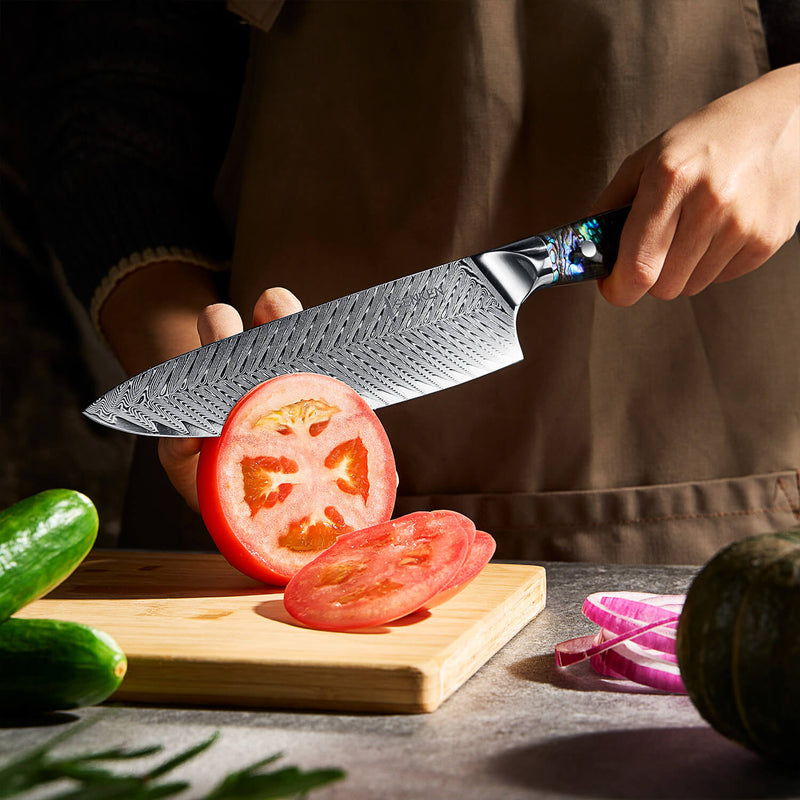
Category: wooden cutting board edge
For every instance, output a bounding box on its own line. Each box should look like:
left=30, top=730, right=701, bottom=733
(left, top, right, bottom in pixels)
left=419, top=564, right=547, bottom=711
left=16, top=554, right=546, bottom=714
left=113, top=565, right=546, bottom=714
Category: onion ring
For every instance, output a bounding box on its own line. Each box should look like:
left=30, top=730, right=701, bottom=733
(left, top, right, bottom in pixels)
left=555, top=591, right=687, bottom=694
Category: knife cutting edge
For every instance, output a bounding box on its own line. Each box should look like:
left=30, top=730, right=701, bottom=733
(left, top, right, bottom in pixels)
left=84, top=205, right=630, bottom=437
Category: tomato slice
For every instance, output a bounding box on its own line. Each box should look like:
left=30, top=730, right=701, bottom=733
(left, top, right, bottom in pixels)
left=283, top=510, right=475, bottom=630
left=423, top=530, right=496, bottom=609
left=197, top=373, right=397, bottom=585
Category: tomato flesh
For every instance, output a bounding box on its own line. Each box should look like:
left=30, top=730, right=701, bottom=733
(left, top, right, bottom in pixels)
left=283, top=510, right=475, bottom=630
left=241, top=455, right=299, bottom=515
left=197, top=373, right=397, bottom=585
left=324, top=437, right=370, bottom=502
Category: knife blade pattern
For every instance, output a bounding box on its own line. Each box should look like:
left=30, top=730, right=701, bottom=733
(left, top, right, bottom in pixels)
left=84, top=260, right=523, bottom=437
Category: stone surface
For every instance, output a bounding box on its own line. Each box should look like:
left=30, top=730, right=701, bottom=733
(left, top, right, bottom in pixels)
left=2, top=562, right=798, bottom=799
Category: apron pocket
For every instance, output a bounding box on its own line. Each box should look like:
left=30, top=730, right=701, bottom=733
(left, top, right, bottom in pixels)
left=394, top=470, right=800, bottom=565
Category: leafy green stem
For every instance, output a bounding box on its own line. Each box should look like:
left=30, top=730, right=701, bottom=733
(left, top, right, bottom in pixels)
left=0, top=721, right=345, bottom=800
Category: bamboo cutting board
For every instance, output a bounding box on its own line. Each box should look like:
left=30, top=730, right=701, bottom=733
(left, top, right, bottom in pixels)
left=16, top=551, right=545, bottom=713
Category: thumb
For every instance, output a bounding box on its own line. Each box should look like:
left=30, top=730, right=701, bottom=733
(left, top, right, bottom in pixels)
left=158, top=436, right=204, bottom=513
left=158, top=303, right=245, bottom=512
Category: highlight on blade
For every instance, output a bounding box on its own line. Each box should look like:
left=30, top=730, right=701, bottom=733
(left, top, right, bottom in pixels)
left=83, top=260, right=523, bottom=437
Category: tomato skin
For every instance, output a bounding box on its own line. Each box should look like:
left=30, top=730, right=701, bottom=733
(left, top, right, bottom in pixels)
left=423, top=530, right=496, bottom=609
left=283, top=510, right=475, bottom=631
left=197, top=373, right=397, bottom=586
left=198, top=435, right=293, bottom=585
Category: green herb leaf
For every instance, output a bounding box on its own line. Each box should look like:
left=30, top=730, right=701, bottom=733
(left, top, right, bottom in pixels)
left=69, top=745, right=165, bottom=762
left=205, top=760, right=346, bottom=800
left=45, top=777, right=189, bottom=800
left=0, top=724, right=345, bottom=800
left=144, top=733, right=219, bottom=780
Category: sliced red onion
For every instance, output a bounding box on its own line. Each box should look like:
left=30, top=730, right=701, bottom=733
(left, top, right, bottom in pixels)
left=583, top=592, right=682, bottom=628
left=593, top=637, right=685, bottom=693
left=582, top=593, right=683, bottom=654
left=555, top=591, right=687, bottom=693
left=554, top=617, right=675, bottom=667
left=589, top=653, right=627, bottom=679
left=554, top=633, right=602, bottom=668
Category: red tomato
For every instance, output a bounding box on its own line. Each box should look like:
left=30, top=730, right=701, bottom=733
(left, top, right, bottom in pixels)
left=197, top=373, right=397, bottom=585
left=423, top=530, right=496, bottom=609
left=283, top=510, right=474, bottom=630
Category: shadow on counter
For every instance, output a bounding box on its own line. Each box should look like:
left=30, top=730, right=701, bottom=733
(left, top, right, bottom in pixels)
left=490, top=726, right=800, bottom=799
left=510, top=653, right=671, bottom=694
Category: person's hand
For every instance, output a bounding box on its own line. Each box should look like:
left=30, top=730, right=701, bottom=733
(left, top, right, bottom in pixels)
left=158, top=287, right=303, bottom=511
left=595, top=64, right=800, bottom=306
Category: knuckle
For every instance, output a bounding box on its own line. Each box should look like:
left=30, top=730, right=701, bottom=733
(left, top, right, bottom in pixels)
left=615, top=256, right=661, bottom=305
left=748, top=228, right=782, bottom=261
left=626, top=256, right=662, bottom=293
left=697, top=178, right=734, bottom=218
left=652, top=150, right=694, bottom=196
left=723, top=213, right=749, bottom=243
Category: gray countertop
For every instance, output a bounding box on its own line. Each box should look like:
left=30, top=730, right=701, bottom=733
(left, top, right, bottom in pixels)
left=2, top=562, right=798, bottom=799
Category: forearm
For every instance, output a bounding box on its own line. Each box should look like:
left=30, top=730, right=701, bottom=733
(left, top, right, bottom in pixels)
left=100, top=261, right=223, bottom=376
left=26, top=1, right=247, bottom=325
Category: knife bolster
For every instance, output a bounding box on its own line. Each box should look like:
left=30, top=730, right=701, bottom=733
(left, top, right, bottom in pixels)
left=469, top=236, right=554, bottom=308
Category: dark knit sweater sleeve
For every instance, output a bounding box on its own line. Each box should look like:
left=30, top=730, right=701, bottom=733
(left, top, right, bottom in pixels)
left=27, top=1, right=248, bottom=317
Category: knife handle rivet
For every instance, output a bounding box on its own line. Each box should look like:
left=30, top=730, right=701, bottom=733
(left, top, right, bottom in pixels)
left=569, top=240, right=599, bottom=265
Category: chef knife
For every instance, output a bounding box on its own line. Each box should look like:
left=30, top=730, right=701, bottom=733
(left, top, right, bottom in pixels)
left=84, top=205, right=630, bottom=437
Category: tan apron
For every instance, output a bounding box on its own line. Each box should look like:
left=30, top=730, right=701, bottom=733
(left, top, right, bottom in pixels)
left=204, top=0, right=799, bottom=564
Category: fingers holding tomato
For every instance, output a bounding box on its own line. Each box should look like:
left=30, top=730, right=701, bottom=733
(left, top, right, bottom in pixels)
left=156, top=303, right=245, bottom=512
left=159, top=291, right=303, bottom=513
left=252, top=287, right=303, bottom=327
left=197, top=303, right=245, bottom=343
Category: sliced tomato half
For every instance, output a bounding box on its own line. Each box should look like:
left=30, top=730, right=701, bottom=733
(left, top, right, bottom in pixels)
left=283, top=510, right=474, bottom=630
left=198, top=373, right=397, bottom=585
left=423, top=530, right=496, bottom=609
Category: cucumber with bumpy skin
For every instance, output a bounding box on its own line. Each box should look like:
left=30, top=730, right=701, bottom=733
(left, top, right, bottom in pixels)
left=0, top=489, right=98, bottom=621
left=0, top=618, right=127, bottom=711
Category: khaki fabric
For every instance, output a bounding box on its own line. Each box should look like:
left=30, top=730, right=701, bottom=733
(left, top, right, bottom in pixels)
left=214, top=0, right=799, bottom=563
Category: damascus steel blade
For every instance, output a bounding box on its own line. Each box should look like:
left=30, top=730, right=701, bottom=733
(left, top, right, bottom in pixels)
left=85, top=207, right=629, bottom=437
left=84, top=259, right=522, bottom=437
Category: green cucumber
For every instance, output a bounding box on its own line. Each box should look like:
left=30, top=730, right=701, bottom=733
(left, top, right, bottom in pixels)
left=0, top=618, right=127, bottom=711
left=0, top=489, right=98, bottom=621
